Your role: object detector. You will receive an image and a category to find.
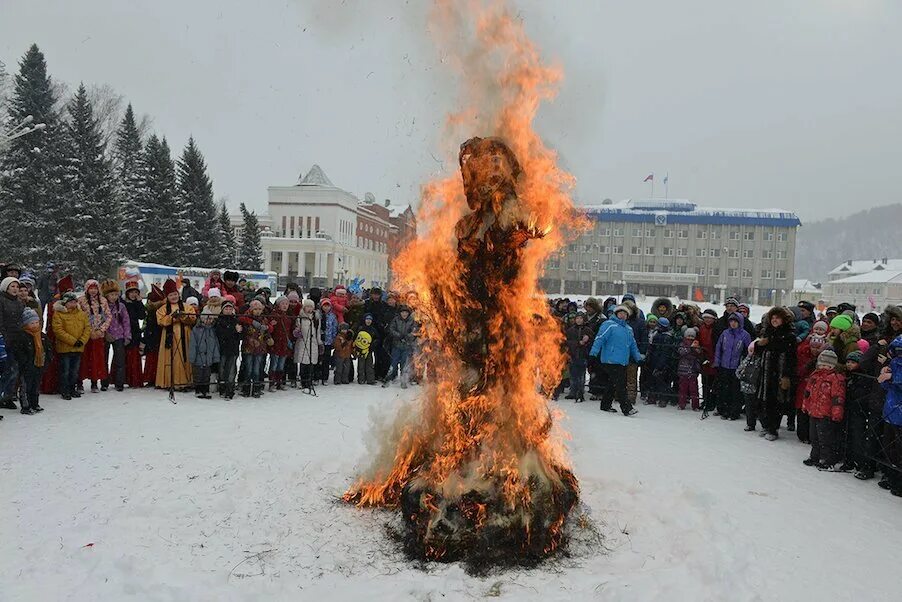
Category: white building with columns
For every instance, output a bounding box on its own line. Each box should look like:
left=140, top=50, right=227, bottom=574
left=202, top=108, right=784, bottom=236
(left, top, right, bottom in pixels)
left=256, top=165, right=390, bottom=290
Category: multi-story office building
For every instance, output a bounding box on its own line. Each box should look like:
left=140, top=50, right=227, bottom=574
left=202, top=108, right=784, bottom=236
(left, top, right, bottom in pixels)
left=540, top=200, right=801, bottom=306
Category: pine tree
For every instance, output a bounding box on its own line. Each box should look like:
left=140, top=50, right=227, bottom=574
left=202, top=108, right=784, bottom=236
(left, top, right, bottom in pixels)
left=64, top=83, right=118, bottom=277
left=237, top=202, right=262, bottom=270
left=177, top=136, right=217, bottom=266
left=142, top=135, right=185, bottom=265
left=0, top=44, right=70, bottom=268
left=216, top=200, right=237, bottom=266
left=114, top=103, right=148, bottom=259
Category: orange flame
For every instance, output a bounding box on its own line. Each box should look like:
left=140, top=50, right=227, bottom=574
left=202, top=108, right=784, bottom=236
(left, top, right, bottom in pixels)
left=344, top=0, right=589, bottom=561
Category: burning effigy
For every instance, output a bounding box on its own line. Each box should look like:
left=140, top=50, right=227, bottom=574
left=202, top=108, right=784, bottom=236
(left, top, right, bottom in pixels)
left=343, top=0, right=588, bottom=569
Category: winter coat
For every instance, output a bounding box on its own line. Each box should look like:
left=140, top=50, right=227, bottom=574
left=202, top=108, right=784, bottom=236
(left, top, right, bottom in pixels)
left=388, top=314, right=417, bottom=351
left=831, top=325, right=861, bottom=366
left=880, top=305, right=902, bottom=342
left=590, top=315, right=642, bottom=366
left=647, top=330, right=677, bottom=374
left=794, top=337, right=818, bottom=410
left=715, top=310, right=756, bottom=344
left=240, top=314, right=273, bottom=356
left=78, top=293, right=111, bottom=338
left=585, top=311, right=606, bottom=337
left=215, top=314, right=242, bottom=356
left=802, top=368, right=846, bottom=422
left=334, top=331, right=355, bottom=359
left=221, top=284, right=245, bottom=310
left=360, top=299, right=388, bottom=334
left=753, top=307, right=797, bottom=405
left=294, top=313, right=322, bottom=364
left=677, top=340, right=703, bottom=378
left=51, top=301, right=91, bottom=354
left=651, top=297, right=674, bottom=320
left=565, top=323, right=593, bottom=366
left=882, top=366, right=902, bottom=426
left=697, top=321, right=716, bottom=376
left=713, top=315, right=752, bottom=370
left=321, top=310, right=339, bottom=346
left=622, top=300, right=648, bottom=354
left=846, top=371, right=879, bottom=417
left=181, top=284, right=201, bottom=303
left=188, top=324, right=221, bottom=367
left=124, top=299, right=146, bottom=349
left=329, top=293, right=348, bottom=325
left=106, top=298, right=132, bottom=343
left=143, top=300, right=165, bottom=353
left=202, top=276, right=223, bottom=298
left=0, top=291, right=26, bottom=352
left=268, top=309, right=294, bottom=357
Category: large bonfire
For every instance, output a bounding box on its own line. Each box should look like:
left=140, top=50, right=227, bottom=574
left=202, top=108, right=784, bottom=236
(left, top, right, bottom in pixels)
left=343, top=0, right=588, bottom=567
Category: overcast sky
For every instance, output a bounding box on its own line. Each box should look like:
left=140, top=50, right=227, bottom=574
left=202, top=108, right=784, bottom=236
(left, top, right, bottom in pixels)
left=2, top=0, right=900, bottom=222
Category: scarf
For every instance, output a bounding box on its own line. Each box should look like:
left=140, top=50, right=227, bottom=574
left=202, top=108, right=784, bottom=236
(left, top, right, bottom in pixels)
left=23, top=322, right=44, bottom=368
left=164, top=300, right=188, bottom=362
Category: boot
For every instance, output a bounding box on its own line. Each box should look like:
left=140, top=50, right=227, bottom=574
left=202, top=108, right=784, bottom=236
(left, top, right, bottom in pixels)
left=276, top=372, right=287, bottom=390
left=20, top=407, right=36, bottom=415
left=252, top=382, right=262, bottom=398
left=241, top=383, right=251, bottom=397
left=268, top=373, right=277, bottom=393
left=0, top=397, right=17, bottom=410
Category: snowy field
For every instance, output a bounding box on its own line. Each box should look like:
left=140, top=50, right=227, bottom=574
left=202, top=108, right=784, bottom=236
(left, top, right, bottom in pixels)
left=3, top=385, right=901, bottom=601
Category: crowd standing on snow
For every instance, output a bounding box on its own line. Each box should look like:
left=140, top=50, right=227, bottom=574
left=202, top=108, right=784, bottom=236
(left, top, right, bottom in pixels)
left=552, top=293, right=902, bottom=499
left=1, top=260, right=901, bottom=499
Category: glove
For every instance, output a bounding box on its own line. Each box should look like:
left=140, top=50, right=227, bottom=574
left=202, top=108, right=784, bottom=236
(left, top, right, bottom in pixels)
left=74, top=340, right=84, bottom=348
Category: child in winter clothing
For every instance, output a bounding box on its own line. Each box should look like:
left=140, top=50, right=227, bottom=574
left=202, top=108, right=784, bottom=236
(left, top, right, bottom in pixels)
left=52, top=292, right=90, bottom=400
left=355, top=314, right=378, bottom=385
left=215, top=300, right=242, bottom=399
left=123, top=282, right=146, bottom=389
left=646, top=317, right=677, bottom=407
left=240, top=299, right=273, bottom=397
left=384, top=305, right=416, bottom=389
left=677, top=328, right=704, bottom=411
left=333, top=323, right=355, bottom=385
left=639, top=314, right=659, bottom=401
left=294, top=298, right=322, bottom=390
left=319, top=298, right=338, bottom=386
left=17, top=308, right=46, bottom=414
left=78, top=279, right=111, bottom=393
left=844, top=351, right=880, bottom=479
left=565, top=312, right=593, bottom=402
left=101, top=280, right=131, bottom=392
left=713, top=313, right=752, bottom=419
left=189, top=307, right=220, bottom=399
left=268, top=296, right=294, bottom=391
left=877, top=336, right=902, bottom=496
left=802, top=350, right=846, bottom=470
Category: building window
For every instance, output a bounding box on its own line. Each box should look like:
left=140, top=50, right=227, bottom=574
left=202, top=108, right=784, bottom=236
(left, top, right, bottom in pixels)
left=613, top=228, right=623, bottom=237
left=710, top=267, right=720, bottom=276
left=612, top=263, right=621, bottom=272
left=729, top=231, right=740, bottom=240
left=742, top=268, right=753, bottom=278
left=675, top=266, right=688, bottom=274
left=631, top=263, right=641, bottom=271
left=764, top=232, right=774, bottom=241
left=776, top=249, right=787, bottom=260
left=663, top=247, right=673, bottom=256
left=580, top=262, right=589, bottom=271
left=664, top=229, right=674, bottom=239
left=645, top=229, right=654, bottom=237
left=762, top=250, right=773, bottom=259
left=761, top=269, right=772, bottom=279
left=599, top=245, right=608, bottom=254
left=602, top=228, right=611, bottom=236
left=728, top=268, right=739, bottom=278
left=696, top=248, right=707, bottom=257
left=710, top=231, right=720, bottom=240
left=663, top=265, right=672, bottom=273
left=613, top=245, right=623, bottom=254
left=567, top=262, right=575, bottom=271
left=743, top=249, right=754, bottom=259
left=632, top=228, right=642, bottom=237
left=583, top=244, right=593, bottom=253
left=777, top=232, right=787, bottom=242
left=678, top=229, right=689, bottom=239
left=709, top=248, right=721, bottom=257
left=548, top=260, right=560, bottom=270
left=696, top=230, right=707, bottom=239
left=699, top=267, right=706, bottom=276
left=743, top=231, right=755, bottom=241
left=645, top=247, right=655, bottom=255
left=677, top=248, right=687, bottom=257
left=599, top=263, right=608, bottom=271
left=729, top=249, right=740, bottom=258
left=630, top=246, right=641, bottom=255
left=776, top=270, right=786, bottom=280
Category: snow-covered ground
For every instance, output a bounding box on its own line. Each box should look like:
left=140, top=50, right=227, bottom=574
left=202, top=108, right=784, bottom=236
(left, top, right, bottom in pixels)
left=3, top=385, right=900, bottom=601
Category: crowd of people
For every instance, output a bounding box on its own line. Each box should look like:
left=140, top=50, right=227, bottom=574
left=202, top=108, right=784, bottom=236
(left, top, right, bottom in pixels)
left=2, top=260, right=900, bottom=499
left=554, top=294, right=902, bottom=498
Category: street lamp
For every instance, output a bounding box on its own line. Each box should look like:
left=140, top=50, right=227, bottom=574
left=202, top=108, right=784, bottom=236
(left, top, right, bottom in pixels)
left=0, top=115, right=45, bottom=152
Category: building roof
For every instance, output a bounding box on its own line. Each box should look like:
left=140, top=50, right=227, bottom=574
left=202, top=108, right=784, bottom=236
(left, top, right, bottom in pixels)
left=387, top=203, right=412, bottom=218
left=298, top=164, right=335, bottom=187
left=829, top=270, right=902, bottom=285
left=580, top=199, right=801, bottom=227
left=828, top=259, right=902, bottom=276
left=792, top=279, right=822, bottom=293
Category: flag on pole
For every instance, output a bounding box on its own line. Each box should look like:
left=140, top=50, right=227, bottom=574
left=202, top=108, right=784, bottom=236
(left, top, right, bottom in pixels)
left=643, top=173, right=654, bottom=182
left=663, top=173, right=669, bottom=185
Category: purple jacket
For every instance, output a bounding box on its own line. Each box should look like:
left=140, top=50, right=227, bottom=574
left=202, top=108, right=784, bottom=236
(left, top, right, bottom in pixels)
left=107, top=299, right=132, bottom=343
left=714, top=313, right=752, bottom=370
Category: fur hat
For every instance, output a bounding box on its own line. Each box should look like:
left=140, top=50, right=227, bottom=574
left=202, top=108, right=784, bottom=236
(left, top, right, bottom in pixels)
left=846, top=350, right=863, bottom=364
left=100, top=279, right=120, bottom=296
left=613, top=304, right=630, bottom=317
left=725, top=297, right=740, bottom=307
left=125, top=280, right=141, bottom=295
left=163, top=279, right=178, bottom=296
left=829, top=315, right=853, bottom=332
left=85, top=279, right=100, bottom=292
left=584, top=297, right=602, bottom=314
left=208, top=287, right=222, bottom=298
left=825, top=306, right=838, bottom=315
left=186, top=296, right=199, bottom=307
left=21, top=307, right=40, bottom=326
left=0, top=277, right=19, bottom=294
left=223, top=270, right=240, bottom=282
left=61, top=291, right=78, bottom=305
left=684, top=327, right=698, bottom=338
left=57, top=275, right=75, bottom=294
left=816, top=349, right=838, bottom=369
left=302, top=298, right=315, bottom=310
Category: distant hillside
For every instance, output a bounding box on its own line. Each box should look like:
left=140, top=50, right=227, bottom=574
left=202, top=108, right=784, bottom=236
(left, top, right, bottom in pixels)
left=795, top=203, right=902, bottom=282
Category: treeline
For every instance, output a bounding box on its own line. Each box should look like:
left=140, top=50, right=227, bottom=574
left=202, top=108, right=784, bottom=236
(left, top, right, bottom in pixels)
left=0, top=44, right=263, bottom=279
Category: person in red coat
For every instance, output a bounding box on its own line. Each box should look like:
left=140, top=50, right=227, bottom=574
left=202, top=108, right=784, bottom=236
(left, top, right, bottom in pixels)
left=802, top=350, right=846, bottom=470
left=40, top=275, right=74, bottom=394
left=329, top=285, right=348, bottom=325
left=268, top=296, right=294, bottom=390
left=698, top=309, right=717, bottom=412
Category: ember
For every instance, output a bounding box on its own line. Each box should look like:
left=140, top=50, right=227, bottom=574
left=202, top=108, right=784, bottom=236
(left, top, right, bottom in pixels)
left=343, top=0, right=588, bottom=569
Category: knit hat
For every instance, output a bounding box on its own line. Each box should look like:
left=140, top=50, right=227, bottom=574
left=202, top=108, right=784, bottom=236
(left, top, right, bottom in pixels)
left=738, top=303, right=750, bottom=313
left=657, top=317, right=670, bottom=329
left=339, top=322, right=351, bottom=331
left=186, top=296, right=199, bottom=307
left=100, top=279, right=120, bottom=296
left=812, top=321, right=828, bottom=334
left=826, top=306, right=838, bottom=315
left=646, top=314, right=659, bottom=324
left=846, top=350, right=863, bottom=364
left=57, top=275, right=75, bottom=294
left=321, top=298, right=332, bottom=307
left=862, top=312, right=880, bottom=326
left=61, top=291, right=78, bottom=305
left=725, top=297, right=739, bottom=307
left=223, top=294, right=236, bottom=304
left=857, top=339, right=870, bottom=354
left=702, top=309, right=718, bottom=319
left=287, top=291, right=300, bottom=302
left=275, top=295, right=288, bottom=306
left=684, top=327, right=698, bottom=339
left=208, top=287, right=222, bottom=298
left=363, top=313, right=374, bottom=322
left=797, top=300, right=815, bottom=313
left=829, top=315, right=853, bottom=332
left=85, top=279, right=100, bottom=292
left=21, top=307, right=40, bottom=326
left=816, top=349, right=838, bottom=369
left=163, top=279, right=178, bottom=296
left=125, top=280, right=141, bottom=294
left=0, top=277, right=19, bottom=294
left=837, top=302, right=857, bottom=314
left=302, top=298, right=315, bottom=310
left=18, top=275, right=35, bottom=289
left=622, top=293, right=636, bottom=303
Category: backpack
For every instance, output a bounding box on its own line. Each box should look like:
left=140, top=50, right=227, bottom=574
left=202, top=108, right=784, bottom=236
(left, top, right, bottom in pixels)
left=736, top=353, right=762, bottom=395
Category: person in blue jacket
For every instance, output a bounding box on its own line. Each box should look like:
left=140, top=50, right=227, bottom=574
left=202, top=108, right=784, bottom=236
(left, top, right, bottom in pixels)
left=590, top=304, right=644, bottom=416
left=877, top=335, right=902, bottom=497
